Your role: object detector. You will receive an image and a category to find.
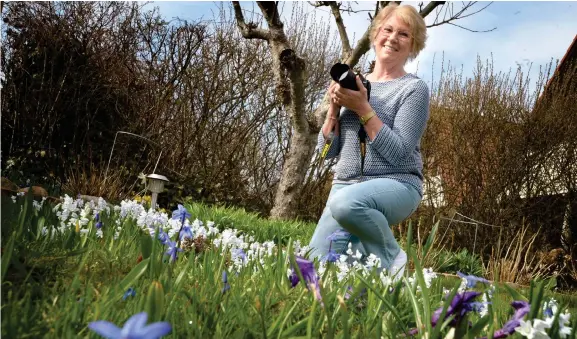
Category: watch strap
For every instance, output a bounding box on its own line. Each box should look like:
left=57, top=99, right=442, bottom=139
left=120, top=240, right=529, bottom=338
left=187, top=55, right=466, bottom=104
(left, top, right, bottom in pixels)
left=360, top=111, right=376, bottom=125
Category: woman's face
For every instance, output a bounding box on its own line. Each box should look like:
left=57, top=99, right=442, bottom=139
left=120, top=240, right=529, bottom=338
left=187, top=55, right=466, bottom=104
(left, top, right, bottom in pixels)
left=374, top=14, right=412, bottom=65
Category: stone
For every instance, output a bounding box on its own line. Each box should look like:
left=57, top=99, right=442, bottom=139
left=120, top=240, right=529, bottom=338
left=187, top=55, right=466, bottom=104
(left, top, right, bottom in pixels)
left=18, top=186, right=49, bottom=197
left=1, top=177, right=19, bottom=192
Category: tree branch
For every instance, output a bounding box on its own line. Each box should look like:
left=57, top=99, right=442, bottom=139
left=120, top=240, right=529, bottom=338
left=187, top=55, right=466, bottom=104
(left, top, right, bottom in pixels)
left=346, top=26, right=373, bottom=67
left=419, top=1, right=445, bottom=18
left=232, top=1, right=270, bottom=40
left=327, top=2, right=352, bottom=59
left=425, top=2, right=495, bottom=32
left=257, top=1, right=284, bottom=29
left=446, top=22, right=496, bottom=33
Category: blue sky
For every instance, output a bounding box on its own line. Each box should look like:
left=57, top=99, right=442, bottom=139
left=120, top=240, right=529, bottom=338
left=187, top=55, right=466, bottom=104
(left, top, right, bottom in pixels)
left=148, top=1, right=577, bottom=93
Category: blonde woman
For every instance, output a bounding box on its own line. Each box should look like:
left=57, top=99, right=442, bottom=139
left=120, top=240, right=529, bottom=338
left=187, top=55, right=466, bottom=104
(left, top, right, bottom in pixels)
left=309, top=4, right=429, bottom=279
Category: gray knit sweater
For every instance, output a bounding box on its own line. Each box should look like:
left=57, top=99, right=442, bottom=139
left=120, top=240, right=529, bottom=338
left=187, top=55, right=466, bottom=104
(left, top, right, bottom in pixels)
left=317, top=73, right=430, bottom=196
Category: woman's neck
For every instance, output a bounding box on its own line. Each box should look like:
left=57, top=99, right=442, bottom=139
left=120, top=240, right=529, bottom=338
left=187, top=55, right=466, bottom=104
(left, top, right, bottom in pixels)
left=368, top=62, right=407, bottom=82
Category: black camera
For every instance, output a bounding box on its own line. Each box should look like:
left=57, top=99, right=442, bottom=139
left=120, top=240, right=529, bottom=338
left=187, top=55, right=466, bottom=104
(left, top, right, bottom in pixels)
left=330, top=63, right=371, bottom=98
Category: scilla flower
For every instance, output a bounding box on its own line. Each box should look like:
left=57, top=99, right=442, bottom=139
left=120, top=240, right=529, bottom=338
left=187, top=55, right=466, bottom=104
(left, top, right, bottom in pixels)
left=88, top=312, right=171, bottom=339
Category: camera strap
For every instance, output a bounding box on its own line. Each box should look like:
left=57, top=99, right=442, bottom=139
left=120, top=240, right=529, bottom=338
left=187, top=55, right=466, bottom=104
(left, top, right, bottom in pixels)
left=358, top=76, right=370, bottom=175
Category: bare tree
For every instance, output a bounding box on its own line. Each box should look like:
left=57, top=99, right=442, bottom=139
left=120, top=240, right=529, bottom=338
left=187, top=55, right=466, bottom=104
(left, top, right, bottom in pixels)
left=233, top=1, right=493, bottom=219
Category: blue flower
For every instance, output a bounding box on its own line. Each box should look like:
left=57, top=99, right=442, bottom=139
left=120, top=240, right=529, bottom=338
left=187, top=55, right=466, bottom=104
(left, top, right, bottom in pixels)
left=165, top=240, right=183, bottom=262
left=88, top=312, right=171, bottom=339
left=157, top=230, right=169, bottom=245
left=480, top=301, right=530, bottom=339
left=95, top=213, right=100, bottom=222
left=179, top=226, right=193, bottom=241
left=96, top=221, right=103, bottom=229
left=325, top=229, right=350, bottom=255
left=431, top=291, right=481, bottom=327
left=457, top=271, right=490, bottom=288
left=222, top=271, right=231, bottom=294
left=288, top=256, right=321, bottom=300
left=123, top=287, right=136, bottom=301
left=172, top=204, right=191, bottom=224
left=322, top=250, right=339, bottom=263
left=326, top=229, right=350, bottom=242
left=232, top=248, right=247, bottom=263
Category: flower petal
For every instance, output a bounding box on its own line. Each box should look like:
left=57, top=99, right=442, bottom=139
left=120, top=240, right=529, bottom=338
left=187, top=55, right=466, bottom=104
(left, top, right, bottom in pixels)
left=326, top=229, right=350, bottom=241
left=88, top=321, right=122, bottom=339
left=122, top=312, right=148, bottom=336
left=136, top=322, right=172, bottom=339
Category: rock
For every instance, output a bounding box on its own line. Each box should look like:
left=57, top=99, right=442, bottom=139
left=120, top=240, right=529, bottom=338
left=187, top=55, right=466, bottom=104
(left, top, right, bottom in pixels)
left=1, top=177, right=19, bottom=192
left=18, top=186, right=49, bottom=197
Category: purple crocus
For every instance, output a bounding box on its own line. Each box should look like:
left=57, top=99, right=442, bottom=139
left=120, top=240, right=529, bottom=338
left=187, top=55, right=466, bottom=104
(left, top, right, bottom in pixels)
left=457, top=271, right=490, bottom=288
left=122, top=287, right=136, bottom=301
left=431, top=291, right=481, bottom=327
left=409, top=291, right=482, bottom=336
left=179, top=226, right=193, bottom=241
left=481, top=301, right=530, bottom=339
left=288, top=256, right=321, bottom=300
left=172, top=204, right=191, bottom=224
left=88, top=312, right=171, bottom=339
left=222, top=270, right=231, bottom=294
left=165, top=240, right=183, bottom=262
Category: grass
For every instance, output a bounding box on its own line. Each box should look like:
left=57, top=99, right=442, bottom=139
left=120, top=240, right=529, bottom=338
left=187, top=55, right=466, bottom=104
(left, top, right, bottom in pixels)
left=1, top=193, right=576, bottom=338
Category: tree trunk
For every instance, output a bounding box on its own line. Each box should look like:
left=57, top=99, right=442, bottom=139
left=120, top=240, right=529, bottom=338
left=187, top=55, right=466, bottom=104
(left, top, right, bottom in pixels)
left=270, top=130, right=316, bottom=219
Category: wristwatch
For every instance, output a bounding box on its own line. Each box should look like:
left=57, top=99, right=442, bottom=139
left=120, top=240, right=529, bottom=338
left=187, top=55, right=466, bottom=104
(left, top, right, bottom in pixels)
left=359, top=110, right=376, bottom=125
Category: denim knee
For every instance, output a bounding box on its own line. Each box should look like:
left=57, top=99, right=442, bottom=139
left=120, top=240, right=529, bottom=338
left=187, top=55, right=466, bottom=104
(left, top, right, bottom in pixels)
left=329, top=190, right=359, bottom=226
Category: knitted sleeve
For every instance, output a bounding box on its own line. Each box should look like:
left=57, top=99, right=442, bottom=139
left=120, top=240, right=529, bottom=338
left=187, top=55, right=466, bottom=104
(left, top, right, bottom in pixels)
left=367, top=80, right=430, bottom=165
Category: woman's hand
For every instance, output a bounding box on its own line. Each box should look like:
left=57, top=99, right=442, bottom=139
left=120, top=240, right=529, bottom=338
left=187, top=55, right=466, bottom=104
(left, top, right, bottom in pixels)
left=327, top=80, right=341, bottom=115
left=333, top=75, right=373, bottom=116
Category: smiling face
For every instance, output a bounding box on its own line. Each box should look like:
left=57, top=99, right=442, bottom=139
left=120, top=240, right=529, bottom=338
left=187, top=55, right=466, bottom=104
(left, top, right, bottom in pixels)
left=374, top=14, right=413, bottom=66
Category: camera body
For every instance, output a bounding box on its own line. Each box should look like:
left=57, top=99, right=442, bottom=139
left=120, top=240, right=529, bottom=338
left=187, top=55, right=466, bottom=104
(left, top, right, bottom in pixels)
left=330, top=63, right=371, bottom=97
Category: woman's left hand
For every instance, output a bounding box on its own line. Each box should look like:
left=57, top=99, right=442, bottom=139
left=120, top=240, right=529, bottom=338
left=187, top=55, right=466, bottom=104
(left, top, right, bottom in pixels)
left=333, top=75, right=372, bottom=116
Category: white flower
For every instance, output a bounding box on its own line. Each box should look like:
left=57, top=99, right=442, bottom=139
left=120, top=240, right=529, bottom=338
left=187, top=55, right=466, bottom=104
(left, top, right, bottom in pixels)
left=6, top=159, right=15, bottom=169
left=458, top=277, right=468, bottom=292
left=380, top=270, right=393, bottom=286
left=11, top=196, right=16, bottom=203
left=423, top=267, right=437, bottom=288
left=479, top=292, right=489, bottom=317
left=365, top=253, right=381, bottom=270
left=346, top=242, right=353, bottom=256
left=515, top=319, right=551, bottom=339
left=543, top=306, right=572, bottom=338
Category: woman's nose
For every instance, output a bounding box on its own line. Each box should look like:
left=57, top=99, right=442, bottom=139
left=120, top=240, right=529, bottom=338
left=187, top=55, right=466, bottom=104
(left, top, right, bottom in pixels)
left=388, top=31, right=400, bottom=41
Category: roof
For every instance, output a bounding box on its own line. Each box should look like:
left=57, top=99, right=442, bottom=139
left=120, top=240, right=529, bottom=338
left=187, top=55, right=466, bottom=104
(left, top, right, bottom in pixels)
left=534, top=34, right=577, bottom=110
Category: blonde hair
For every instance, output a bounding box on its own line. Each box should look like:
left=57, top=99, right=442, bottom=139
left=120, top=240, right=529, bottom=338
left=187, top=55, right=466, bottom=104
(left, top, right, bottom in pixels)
left=370, top=3, right=427, bottom=60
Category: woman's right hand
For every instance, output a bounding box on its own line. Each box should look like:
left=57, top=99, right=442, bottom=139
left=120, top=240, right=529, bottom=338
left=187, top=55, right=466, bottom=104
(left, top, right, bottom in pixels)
left=327, top=81, right=341, bottom=114
left=323, top=81, right=341, bottom=138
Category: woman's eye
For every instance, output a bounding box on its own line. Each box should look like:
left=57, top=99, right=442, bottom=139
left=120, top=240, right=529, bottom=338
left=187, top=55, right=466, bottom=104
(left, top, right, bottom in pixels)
left=383, top=28, right=392, bottom=32
left=400, top=32, right=409, bottom=37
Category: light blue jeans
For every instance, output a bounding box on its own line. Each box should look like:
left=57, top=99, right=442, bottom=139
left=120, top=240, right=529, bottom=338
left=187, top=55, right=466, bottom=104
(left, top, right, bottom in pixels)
left=308, top=178, right=421, bottom=270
